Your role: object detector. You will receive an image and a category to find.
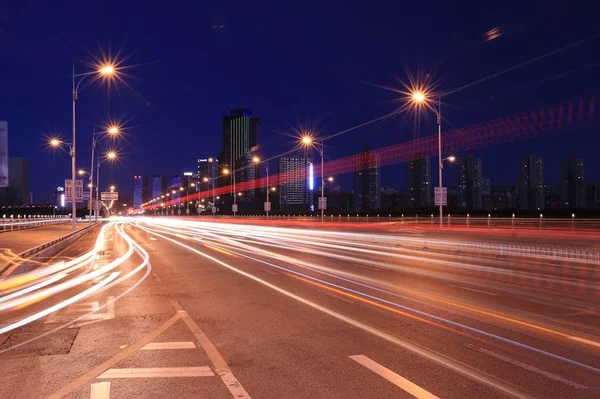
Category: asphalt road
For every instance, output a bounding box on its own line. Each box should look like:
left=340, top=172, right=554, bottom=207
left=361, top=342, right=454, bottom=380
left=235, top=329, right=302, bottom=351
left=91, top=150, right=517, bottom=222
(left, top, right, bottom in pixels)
left=0, top=218, right=599, bottom=398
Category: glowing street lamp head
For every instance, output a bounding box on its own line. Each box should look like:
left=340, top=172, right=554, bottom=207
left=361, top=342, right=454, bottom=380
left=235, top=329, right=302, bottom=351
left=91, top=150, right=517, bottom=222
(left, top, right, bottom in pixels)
left=190, top=183, right=196, bottom=187
left=412, top=91, right=426, bottom=103
left=171, top=190, right=176, bottom=194
left=49, top=138, right=61, bottom=147
left=107, top=125, right=119, bottom=135
left=109, top=185, right=115, bottom=190
left=161, top=195, right=165, bottom=198
left=99, top=64, right=115, bottom=76
left=78, top=169, right=86, bottom=176
left=222, top=168, right=230, bottom=176
left=447, top=155, right=456, bottom=162
left=327, top=176, right=334, bottom=182
left=179, top=187, right=184, bottom=191
left=203, top=177, right=209, bottom=182
left=271, top=187, right=277, bottom=192
left=106, top=151, right=117, bottom=160
left=301, top=136, right=313, bottom=146
left=88, top=183, right=93, bottom=188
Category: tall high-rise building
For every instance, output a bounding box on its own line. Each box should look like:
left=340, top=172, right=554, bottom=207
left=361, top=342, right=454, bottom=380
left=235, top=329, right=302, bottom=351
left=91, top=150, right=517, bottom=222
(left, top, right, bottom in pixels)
left=517, top=152, right=544, bottom=210
left=151, top=175, right=166, bottom=199
left=171, top=174, right=182, bottom=204
left=588, top=183, right=600, bottom=210
left=481, top=177, right=491, bottom=211
left=407, top=157, right=431, bottom=208
left=0, top=121, right=7, bottom=188
left=197, top=157, right=219, bottom=191
left=220, top=109, right=260, bottom=200
left=8, top=158, right=29, bottom=204
left=491, top=185, right=516, bottom=210
left=133, top=175, right=148, bottom=209
left=353, top=149, right=381, bottom=211
left=456, top=152, right=482, bottom=209
left=544, top=184, right=561, bottom=209
left=560, top=153, right=586, bottom=208
left=278, top=157, right=311, bottom=212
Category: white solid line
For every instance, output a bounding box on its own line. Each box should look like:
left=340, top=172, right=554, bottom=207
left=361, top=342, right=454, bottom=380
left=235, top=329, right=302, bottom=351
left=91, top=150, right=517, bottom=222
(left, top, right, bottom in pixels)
left=150, top=236, right=158, bottom=240
left=98, top=367, right=214, bottom=379
left=350, top=355, right=439, bottom=399
left=141, top=341, right=196, bottom=350
left=473, top=346, right=586, bottom=389
left=90, top=382, right=111, bottom=399
left=448, top=284, right=498, bottom=296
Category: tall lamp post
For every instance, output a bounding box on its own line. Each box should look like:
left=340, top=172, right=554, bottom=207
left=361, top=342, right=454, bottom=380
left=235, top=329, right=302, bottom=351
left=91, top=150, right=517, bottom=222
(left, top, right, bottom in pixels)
left=252, top=156, right=270, bottom=217
left=95, top=150, right=117, bottom=221
left=89, top=125, right=120, bottom=220
left=300, top=136, right=325, bottom=220
left=222, top=168, right=234, bottom=215
left=72, top=63, right=115, bottom=230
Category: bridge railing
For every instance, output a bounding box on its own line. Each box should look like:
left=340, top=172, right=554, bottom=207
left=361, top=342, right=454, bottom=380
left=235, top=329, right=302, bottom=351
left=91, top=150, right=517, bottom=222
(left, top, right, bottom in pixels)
left=0, top=215, right=70, bottom=233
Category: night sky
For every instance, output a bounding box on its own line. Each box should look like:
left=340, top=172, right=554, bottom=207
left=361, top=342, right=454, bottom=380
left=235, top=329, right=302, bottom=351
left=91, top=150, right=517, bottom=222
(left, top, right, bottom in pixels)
left=1, top=1, right=599, bottom=201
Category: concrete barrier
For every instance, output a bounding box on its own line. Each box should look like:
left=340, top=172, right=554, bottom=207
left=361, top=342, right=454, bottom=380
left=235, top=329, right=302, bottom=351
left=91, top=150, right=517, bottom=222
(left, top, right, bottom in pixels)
left=0, top=222, right=101, bottom=277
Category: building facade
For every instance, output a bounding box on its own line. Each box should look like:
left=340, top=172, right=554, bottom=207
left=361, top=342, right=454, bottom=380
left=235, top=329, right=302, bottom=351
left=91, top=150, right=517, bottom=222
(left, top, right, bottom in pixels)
left=353, top=149, right=381, bottom=211
left=407, top=157, right=431, bottom=208
left=560, top=153, right=586, bottom=209
left=151, top=175, right=166, bottom=199
left=587, top=183, right=600, bottom=210
left=278, top=157, right=311, bottom=212
left=133, top=175, right=148, bottom=209
left=0, top=121, right=7, bottom=188
left=8, top=158, right=29, bottom=205
left=517, top=152, right=544, bottom=210
left=456, top=153, right=483, bottom=209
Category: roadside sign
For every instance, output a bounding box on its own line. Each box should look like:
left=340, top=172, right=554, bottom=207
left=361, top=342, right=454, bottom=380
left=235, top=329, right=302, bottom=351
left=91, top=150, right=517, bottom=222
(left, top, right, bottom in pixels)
left=434, top=187, right=447, bottom=206
left=101, top=192, right=119, bottom=201
left=65, top=179, right=84, bottom=202
left=318, top=197, right=327, bottom=210
left=264, top=202, right=271, bottom=211
left=232, top=204, right=238, bottom=213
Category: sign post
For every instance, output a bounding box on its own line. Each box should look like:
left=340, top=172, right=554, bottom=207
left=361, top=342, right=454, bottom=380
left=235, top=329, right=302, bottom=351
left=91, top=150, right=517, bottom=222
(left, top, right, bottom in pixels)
left=318, top=197, right=327, bottom=210
left=434, top=187, right=447, bottom=206
left=65, top=179, right=84, bottom=202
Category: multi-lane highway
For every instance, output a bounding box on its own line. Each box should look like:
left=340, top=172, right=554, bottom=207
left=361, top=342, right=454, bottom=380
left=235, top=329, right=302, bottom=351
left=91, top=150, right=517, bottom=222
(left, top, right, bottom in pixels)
left=0, top=218, right=599, bottom=398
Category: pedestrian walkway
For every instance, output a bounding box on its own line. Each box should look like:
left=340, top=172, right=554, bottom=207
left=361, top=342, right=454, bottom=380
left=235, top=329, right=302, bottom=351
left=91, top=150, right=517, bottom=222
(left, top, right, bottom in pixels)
left=0, top=223, right=87, bottom=255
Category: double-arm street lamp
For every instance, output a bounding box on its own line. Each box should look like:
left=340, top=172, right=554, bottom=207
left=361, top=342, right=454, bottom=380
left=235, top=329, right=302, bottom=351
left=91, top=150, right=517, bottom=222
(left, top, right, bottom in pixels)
left=252, top=156, right=271, bottom=217
left=95, top=151, right=118, bottom=220
left=89, top=125, right=120, bottom=220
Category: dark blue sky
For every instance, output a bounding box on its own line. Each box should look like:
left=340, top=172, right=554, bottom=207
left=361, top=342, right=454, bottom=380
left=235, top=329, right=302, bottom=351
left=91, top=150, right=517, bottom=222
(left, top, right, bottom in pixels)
left=1, top=1, right=599, bottom=201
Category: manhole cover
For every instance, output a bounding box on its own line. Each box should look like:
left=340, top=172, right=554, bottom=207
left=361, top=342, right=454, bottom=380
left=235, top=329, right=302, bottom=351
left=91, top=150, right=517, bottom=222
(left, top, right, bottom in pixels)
left=0, top=328, right=79, bottom=358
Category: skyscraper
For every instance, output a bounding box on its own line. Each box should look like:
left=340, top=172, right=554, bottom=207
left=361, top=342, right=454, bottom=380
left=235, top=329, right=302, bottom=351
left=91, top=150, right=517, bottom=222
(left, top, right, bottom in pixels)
left=278, top=157, right=311, bottom=212
left=456, top=152, right=482, bottom=209
left=407, top=157, right=431, bottom=208
left=353, top=149, right=381, bottom=211
left=0, top=121, right=7, bottom=188
left=151, top=175, right=166, bottom=199
left=133, top=175, right=148, bottom=209
left=197, top=157, right=219, bottom=191
left=588, top=183, right=600, bottom=210
left=171, top=174, right=182, bottom=205
left=560, top=153, right=586, bottom=209
left=8, top=158, right=29, bottom=204
left=481, top=177, right=491, bottom=211
left=517, top=152, right=544, bottom=210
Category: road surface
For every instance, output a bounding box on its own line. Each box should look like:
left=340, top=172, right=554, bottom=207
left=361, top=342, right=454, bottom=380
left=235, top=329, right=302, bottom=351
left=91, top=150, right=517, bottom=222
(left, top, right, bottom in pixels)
left=0, top=218, right=598, bottom=398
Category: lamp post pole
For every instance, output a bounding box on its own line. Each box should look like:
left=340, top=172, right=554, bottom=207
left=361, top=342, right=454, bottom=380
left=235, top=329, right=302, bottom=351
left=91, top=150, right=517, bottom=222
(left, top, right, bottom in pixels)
left=95, top=156, right=101, bottom=221
left=71, top=65, right=77, bottom=231
left=437, top=97, right=443, bottom=227
left=320, top=144, right=324, bottom=220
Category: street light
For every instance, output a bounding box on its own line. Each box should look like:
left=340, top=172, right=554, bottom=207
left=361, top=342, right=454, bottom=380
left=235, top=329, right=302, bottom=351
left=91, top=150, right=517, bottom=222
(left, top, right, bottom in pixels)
left=253, top=155, right=271, bottom=217
left=72, top=61, right=116, bottom=231
left=89, top=124, right=121, bottom=220
left=300, top=135, right=326, bottom=220
left=78, top=169, right=86, bottom=176
left=327, top=176, right=334, bottom=182
left=411, top=89, right=444, bottom=227
left=94, top=150, right=118, bottom=221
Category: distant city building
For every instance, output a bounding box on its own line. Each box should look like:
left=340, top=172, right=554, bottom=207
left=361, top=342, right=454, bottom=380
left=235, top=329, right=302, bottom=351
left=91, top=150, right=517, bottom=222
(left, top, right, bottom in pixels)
left=151, top=175, right=166, bottom=199
left=481, top=177, right=491, bottom=211
left=517, top=152, right=544, bottom=210
left=544, top=184, right=561, bottom=209
left=560, top=153, right=586, bottom=208
left=456, top=152, right=482, bottom=209
left=220, top=109, right=260, bottom=198
left=133, top=175, right=148, bottom=209
left=197, top=157, right=219, bottom=191
left=171, top=174, right=182, bottom=205
left=381, top=186, right=402, bottom=211
left=353, top=148, right=381, bottom=211
left=407, top=156, right=431, bottom=208
left=8, top=158, right=29, bottom=205
left=278, top=157, right=311, bottom=212
left=0, top=121, right=7, bottom=188
left=491, top=185, right=516, bottom=210
left=587, top=183, right=600, bottom=210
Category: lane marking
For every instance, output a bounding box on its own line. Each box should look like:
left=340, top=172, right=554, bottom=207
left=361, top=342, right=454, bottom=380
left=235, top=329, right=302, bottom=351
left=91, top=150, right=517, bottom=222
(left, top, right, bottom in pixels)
left=473, top=346, right=586, bottom=389
left=152, top=272, right=162, bottom=282
left=350, top=355, right=439, bottom=398
left=90, top=382, right=111, bottom=399
left=47, top=313, right=181, bottom=399
left=150, top=237, right=158, bottom=240
left=204, top=243, right=239, bottom=257
left=448, top=285, right=498, bottom=296
left=141, top=341, right=196, bottom=350
left=170, top=300, right=251, bottom=399
left=98, top=367, right=213, bottom=378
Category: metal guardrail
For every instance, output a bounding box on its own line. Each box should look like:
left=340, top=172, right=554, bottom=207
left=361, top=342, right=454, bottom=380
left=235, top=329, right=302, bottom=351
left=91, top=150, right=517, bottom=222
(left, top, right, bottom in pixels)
left=0, top=222, right=100, bottom=276
left=0, top=216, right=71, bottom=233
